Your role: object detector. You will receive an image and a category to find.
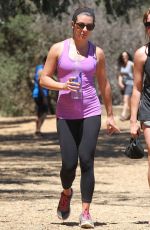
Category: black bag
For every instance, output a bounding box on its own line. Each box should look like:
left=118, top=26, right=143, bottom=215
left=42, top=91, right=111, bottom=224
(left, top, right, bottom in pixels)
left=124, top=137, right=144, bottom=159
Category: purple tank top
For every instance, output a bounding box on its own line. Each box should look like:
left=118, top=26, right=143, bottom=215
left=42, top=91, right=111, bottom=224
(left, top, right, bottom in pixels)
left=56, top=39, right=101, bottom=119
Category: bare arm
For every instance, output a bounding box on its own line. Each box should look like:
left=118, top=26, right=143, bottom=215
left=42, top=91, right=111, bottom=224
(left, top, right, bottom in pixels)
left=40, top=42, right=65, bottom=90
left=96, top=47, right=120, bottom=134
left=118, top=74, right=124, bottom=89
left=130, top=46, right=146, bottom=137
left=40, top=41, right=80, bottom=92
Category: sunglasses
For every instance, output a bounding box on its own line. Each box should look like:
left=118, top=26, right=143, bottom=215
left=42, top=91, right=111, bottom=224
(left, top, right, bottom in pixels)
left=144, top=22, right=150, bottom=27
left=75, top=22, right=95, bottom=31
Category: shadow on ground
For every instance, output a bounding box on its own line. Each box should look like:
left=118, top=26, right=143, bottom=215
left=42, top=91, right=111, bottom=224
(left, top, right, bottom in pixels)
left=0, top=118, right=146, bottom=203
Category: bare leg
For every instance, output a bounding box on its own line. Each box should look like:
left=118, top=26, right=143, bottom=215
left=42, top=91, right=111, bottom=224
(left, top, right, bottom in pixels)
left=35, top=112, right=47, bottom=133
left=121, top=95, right=131, bottom=118
left=62, top=191, right=90, bottom=212
left=142, top=125, right=150, bottom=187
left=82, top=202, right=90, bottom=213
left=63, top=188, right=72, bottom=196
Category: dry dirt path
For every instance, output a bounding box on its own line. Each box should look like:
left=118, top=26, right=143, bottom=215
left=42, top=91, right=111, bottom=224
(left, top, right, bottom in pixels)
left=0, top=106, right=150, bottom=230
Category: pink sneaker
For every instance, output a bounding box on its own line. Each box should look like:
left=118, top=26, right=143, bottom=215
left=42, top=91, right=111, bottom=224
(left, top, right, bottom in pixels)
left=79, top=210, right=94, bottom=228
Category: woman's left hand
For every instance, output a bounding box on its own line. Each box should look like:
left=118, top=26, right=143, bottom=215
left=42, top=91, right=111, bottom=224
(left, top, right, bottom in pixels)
left=106, top=116, right=120, bottom=135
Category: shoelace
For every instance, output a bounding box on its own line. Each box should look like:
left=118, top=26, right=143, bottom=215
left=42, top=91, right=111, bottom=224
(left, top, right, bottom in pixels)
left=82, top=211, right=91, bottom=219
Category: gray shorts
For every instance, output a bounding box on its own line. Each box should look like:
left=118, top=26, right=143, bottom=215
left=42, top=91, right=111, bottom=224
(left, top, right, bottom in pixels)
left=142, top=121, right=150, bottom=127
left=124, top=84, right=133, bottom=96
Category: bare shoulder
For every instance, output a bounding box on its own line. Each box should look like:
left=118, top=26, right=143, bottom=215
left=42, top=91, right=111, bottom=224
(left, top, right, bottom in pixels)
left=95, top=46, right=105, bottom=62
left=134, top=45, right=147, bottom=64
left=48, top=40, right=65, bottom=58
left=129, top=60, right=134, bottom=68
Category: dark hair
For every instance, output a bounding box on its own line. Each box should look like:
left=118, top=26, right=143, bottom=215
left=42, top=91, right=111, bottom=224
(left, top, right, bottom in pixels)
left=72, top=7, right=95, bottom=24
left=143, top=8, right=150, bottom=41
left=143, top=8, right=150, bottom=24
left=118, top=51, right=133, bottom=67
left=42, top=55, right=47, bottom=64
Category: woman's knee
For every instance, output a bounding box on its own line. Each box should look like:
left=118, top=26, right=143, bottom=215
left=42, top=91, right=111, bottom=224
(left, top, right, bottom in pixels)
left=62, top=162, right=77, bottom=173
left=80, top=157, right=94, bottom=172
left=123, top=95, right=130, bottom=103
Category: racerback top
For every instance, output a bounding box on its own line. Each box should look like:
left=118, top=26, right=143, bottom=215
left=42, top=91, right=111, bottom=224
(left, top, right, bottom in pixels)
left=56, top=39, right=101, bottom=119
left=120, top=60, right=133, bottom=86
left=138, top=43, right=150, bottom=121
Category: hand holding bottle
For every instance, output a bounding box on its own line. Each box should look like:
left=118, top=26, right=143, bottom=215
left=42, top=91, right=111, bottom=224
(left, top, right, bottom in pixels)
left=62, top=61, right=82, bottom=99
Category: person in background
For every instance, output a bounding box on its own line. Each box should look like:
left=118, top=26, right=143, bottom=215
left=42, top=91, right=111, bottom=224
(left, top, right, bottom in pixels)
left=117, top=51, right=134, bottom=121
left=32, top=56, right=49, bottom=136
left=130, top=8, right=150, bottom=209
left=40, top=7, right=119, bottom=228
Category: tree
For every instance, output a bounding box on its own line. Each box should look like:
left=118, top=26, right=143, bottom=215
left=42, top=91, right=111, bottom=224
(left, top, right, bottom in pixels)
left=0, top=0, right=149, bottom=115
left=0, top=0, right=147, bottom=22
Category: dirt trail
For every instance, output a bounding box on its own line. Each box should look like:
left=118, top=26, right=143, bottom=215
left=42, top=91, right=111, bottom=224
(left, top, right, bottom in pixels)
left=0, top=106, right=149, bottom=230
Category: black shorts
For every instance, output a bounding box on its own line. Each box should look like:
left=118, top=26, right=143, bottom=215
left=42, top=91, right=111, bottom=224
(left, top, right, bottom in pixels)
left=34, top=96, right=49, bottom=116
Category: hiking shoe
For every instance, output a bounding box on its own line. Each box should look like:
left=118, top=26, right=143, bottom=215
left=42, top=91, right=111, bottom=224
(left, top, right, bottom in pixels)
left=119, top=115, right=130, bottom=121
left=35, top=131, right=43, bottom=137
left=79, top=211, right=94, bottom=229
left=57, top=188, right=73, bottom=220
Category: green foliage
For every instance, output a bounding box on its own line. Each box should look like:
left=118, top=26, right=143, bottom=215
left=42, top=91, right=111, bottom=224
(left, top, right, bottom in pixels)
left=33, top=0, right=148, bottom=19
left=96, top=0, right=148, bottom=21
left=0, top=14, right=39, bottom=116
left=33, top=0, right=71, bottom=17
left=0, top=0, right=37, bottom=21
left=0, top=0, right=149, bottom=116
left=1, top=14, right=37, bottom=54
left=0, top=55, right=20, bottom=115
left=0, top=0, right=148, bottom=22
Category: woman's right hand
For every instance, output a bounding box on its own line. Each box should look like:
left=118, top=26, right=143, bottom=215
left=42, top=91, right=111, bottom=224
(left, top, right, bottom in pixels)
left=118, top=75, right=125, bottom=89
left=119, top=83, right=125, bottom=90
left=130, top=122, right=141, bottom=138
left=63, top=77, right=80, bottom=92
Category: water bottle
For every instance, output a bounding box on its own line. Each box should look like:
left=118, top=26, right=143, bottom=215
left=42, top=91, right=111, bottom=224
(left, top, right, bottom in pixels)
left=71, top=70, right=82, bottom=99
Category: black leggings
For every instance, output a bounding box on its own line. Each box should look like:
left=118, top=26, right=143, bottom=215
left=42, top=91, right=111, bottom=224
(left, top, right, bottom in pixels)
left=34, top=96, right=49, bottom=117
left=57, top=115, right=101, bottom=203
